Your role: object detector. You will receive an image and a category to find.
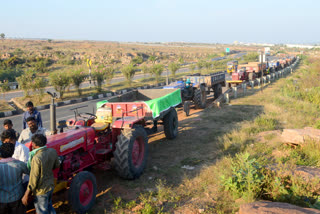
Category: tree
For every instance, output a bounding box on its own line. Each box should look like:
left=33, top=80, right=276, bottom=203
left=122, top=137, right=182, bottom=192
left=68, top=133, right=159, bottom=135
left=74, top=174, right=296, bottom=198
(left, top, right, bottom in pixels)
left=92, top=64, right=112, bottom=93
left=16, top=70, right=35, bottom=97
left=178, top=57, right=184, bottom=64
left=70, top=68, right=86, bottom=96
left=121, top=64, right=136, bottom=86
left=131, top=56, right=143, bottom=66
left=168, top=62, right=180, bottom=78
left=150, top=64, right=164, bottom=83
left=1, top=80, right=10, bottom=99
left=105, top=66, right=115, bottom=86
left=49, top=72, right=71, bottom=99
left=0, top=33, right=5, bottom=40
left=149, top=55, right=157, bottom=64
left=205, top=61, right=212, bottom=73
left=31, top=77, right=47, bottom=103
left=190, top=64, right=196, bottom=74
left=48, top=39, right=52, bottom=43
left=197, top=60, right=205, bottom=74
left=141, top=65, right=149, bottom=78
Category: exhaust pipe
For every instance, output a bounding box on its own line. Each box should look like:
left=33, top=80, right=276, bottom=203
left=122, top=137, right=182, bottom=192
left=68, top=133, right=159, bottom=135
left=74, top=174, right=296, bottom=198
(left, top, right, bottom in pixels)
left=47, top=91, right=57, bottom=135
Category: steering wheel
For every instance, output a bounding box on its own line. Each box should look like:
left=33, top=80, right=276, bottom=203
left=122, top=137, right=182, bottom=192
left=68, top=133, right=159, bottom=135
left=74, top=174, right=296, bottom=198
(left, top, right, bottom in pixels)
left=78, top=112, right=97, bottom=120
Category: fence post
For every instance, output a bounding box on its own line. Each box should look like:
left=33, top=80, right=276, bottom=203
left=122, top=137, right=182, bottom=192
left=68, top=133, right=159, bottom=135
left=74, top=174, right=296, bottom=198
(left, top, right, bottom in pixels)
left=224, top=93, right=229, bottom=104
left=232, top=87, right=237, bottom=99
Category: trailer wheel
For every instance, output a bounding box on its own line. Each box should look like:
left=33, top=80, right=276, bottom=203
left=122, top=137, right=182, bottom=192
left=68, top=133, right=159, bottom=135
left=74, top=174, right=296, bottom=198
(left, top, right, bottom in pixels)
left=69, top=171, right=97, bottom=214
left=114, top=126, right=148, bottom=179
left=183, top=101, right=190, bottom=117
left=193, top=86, right=206, bottom=109
left=214, top=84, right=222, bottom=99
left=163, top=108, right=178, bottom=139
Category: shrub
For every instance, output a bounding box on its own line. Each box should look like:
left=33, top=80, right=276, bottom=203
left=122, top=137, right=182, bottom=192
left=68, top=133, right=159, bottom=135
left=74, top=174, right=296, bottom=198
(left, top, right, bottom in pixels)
left=150, top=64, right=164, bottom=83
left=92, top=64, right=114, bottom=92
left=121, top=64, right=136, bottom=86
left=70, top=69, right=87, bottom=96
left=168, top=62, right=180, bottom=78
left=31, top=77, right=47, bottom=103
left=49, top=72, right=71, bottom=99
left=221, top=153, right=265, bottom=202
left=16, top=70, right=35, bottom=97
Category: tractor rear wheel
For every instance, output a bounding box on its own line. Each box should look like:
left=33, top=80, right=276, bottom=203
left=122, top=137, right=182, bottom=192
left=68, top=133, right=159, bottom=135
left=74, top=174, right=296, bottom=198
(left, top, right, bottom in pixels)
left=193, top=86, right=206, bottom=109
left=214, top=84, right=222, bottom=99
left=114, top=126, right=148, bottom=179
left=69, top=171, right=97, bottom=214
left=163, top=108, right=178, bottom=139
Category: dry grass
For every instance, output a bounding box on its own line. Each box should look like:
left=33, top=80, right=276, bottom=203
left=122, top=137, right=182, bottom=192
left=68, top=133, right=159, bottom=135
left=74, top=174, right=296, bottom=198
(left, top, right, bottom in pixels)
left=0, top=100, right=14, bottom=112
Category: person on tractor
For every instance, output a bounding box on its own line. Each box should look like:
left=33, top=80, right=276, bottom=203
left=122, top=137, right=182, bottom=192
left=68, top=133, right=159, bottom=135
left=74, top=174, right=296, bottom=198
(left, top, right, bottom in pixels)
left=18, top=117, right=50, bottom=145
left=22, top=134, right=60, bottom=214
left=22, top=101, right=42, bottom=130
left=0, top=143, right=29, bottom=214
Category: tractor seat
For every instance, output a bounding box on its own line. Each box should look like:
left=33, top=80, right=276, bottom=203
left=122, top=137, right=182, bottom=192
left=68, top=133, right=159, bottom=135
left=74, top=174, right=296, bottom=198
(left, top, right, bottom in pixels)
left=91, top=122, right=109, bottom=131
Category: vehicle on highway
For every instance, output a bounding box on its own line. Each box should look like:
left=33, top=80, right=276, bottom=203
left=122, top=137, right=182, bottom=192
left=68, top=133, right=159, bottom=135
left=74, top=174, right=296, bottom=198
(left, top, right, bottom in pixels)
left=25, top=88, right=182, bottom=213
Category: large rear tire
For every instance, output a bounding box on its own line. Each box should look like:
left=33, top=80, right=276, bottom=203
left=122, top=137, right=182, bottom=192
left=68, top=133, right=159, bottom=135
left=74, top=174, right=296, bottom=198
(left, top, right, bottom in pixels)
left=69, top=171, right=97, bottom=214
left=114, top=126, right=148, bottom=179
left=163, top=108, right=178, bottom=139
left=214, top=84, right=222, bottom=99
left=193, top=86, right=206, bottom=109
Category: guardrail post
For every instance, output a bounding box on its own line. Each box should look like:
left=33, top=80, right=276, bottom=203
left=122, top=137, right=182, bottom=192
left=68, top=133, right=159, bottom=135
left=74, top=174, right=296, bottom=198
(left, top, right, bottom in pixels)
left=242, top=83, right=247, bottom=95
left=232, top=87, right=237, bottom=99
left=250, top=81, right=254, bottom=89
left=224, top=93, right=229, bottom=104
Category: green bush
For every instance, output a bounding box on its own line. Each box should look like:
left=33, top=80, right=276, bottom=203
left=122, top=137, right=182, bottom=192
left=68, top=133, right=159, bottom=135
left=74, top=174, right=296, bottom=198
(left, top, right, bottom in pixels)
left=49, top=72, right=71, bottom=99
left=70, top=69, right=86, bottom=96
left=121, top=64, right=136, bottom=86
left=221, top=153, right=265, bottom=201
left=150, top=64, right=164, bottom=83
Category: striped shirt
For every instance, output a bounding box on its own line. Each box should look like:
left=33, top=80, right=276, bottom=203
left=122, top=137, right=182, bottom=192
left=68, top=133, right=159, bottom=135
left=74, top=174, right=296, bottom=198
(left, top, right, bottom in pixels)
left=0, top=158, right=29, bottom=203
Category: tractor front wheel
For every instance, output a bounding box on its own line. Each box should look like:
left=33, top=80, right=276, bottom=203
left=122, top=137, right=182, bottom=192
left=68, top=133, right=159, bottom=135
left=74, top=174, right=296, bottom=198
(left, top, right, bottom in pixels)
left=69, top=171, right=97, bottom=214
left=114, top=126, right=148, bottom=179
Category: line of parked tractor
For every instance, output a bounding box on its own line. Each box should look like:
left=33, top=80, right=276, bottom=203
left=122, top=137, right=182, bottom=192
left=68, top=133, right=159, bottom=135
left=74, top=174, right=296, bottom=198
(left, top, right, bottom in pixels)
left=23, top=54, right=297, bottom=213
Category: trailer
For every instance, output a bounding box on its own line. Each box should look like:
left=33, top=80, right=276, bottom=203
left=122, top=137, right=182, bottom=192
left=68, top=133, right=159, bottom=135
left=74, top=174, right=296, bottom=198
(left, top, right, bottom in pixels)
left=163, top=72, right=226, bottom=111
left=26, top=88, right=182, bottom=213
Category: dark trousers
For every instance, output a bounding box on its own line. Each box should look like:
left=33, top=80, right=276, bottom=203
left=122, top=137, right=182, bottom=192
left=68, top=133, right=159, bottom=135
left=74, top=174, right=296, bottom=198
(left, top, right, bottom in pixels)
left=0, top=200, right=25, bottom=214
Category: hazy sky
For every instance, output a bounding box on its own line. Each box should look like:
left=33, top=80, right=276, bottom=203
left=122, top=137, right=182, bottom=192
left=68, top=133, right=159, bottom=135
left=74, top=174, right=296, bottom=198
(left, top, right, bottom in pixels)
left=1, top=0, right=319, bottom=44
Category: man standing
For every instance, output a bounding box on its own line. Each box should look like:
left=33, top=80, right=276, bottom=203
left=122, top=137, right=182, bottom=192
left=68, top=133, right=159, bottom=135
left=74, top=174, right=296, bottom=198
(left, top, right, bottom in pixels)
left=22, top=134, right=60, bottom=214
left=22, top=101, right=42, bottom=129
left=18, top=117, right=50, bottom=145
left=0, top=143, right=29, bottom=214
left=3, top=119, right=20, bottom=139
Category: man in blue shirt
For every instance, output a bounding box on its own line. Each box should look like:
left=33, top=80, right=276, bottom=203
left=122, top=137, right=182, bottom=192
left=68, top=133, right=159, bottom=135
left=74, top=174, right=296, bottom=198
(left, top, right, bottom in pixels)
left=0, top=143, right=29, bottom=214
left=22, top=101, right=42, bottom=130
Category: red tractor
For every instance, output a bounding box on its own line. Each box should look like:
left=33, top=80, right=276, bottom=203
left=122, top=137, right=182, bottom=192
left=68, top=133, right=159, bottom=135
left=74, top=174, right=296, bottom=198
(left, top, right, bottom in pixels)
left=26, top=89, right=182, bottom=213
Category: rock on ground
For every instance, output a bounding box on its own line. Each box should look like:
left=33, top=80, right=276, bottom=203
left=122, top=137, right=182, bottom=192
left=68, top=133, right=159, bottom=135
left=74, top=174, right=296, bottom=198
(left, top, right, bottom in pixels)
left=239, top=201, right=320, bottom=214
left=281, top=127, right=320, bottom=145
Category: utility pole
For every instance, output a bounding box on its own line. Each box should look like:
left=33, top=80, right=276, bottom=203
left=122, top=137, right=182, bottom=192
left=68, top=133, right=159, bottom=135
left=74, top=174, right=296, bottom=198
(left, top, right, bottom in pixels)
left=260, top=50, right=264, bottom=93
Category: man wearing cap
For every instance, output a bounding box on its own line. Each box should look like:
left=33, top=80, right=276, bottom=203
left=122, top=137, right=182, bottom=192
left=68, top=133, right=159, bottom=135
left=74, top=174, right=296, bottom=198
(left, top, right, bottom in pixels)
left=22, top=101, right=42, bottom=130
left=3, top=119, right=20, bottom=140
